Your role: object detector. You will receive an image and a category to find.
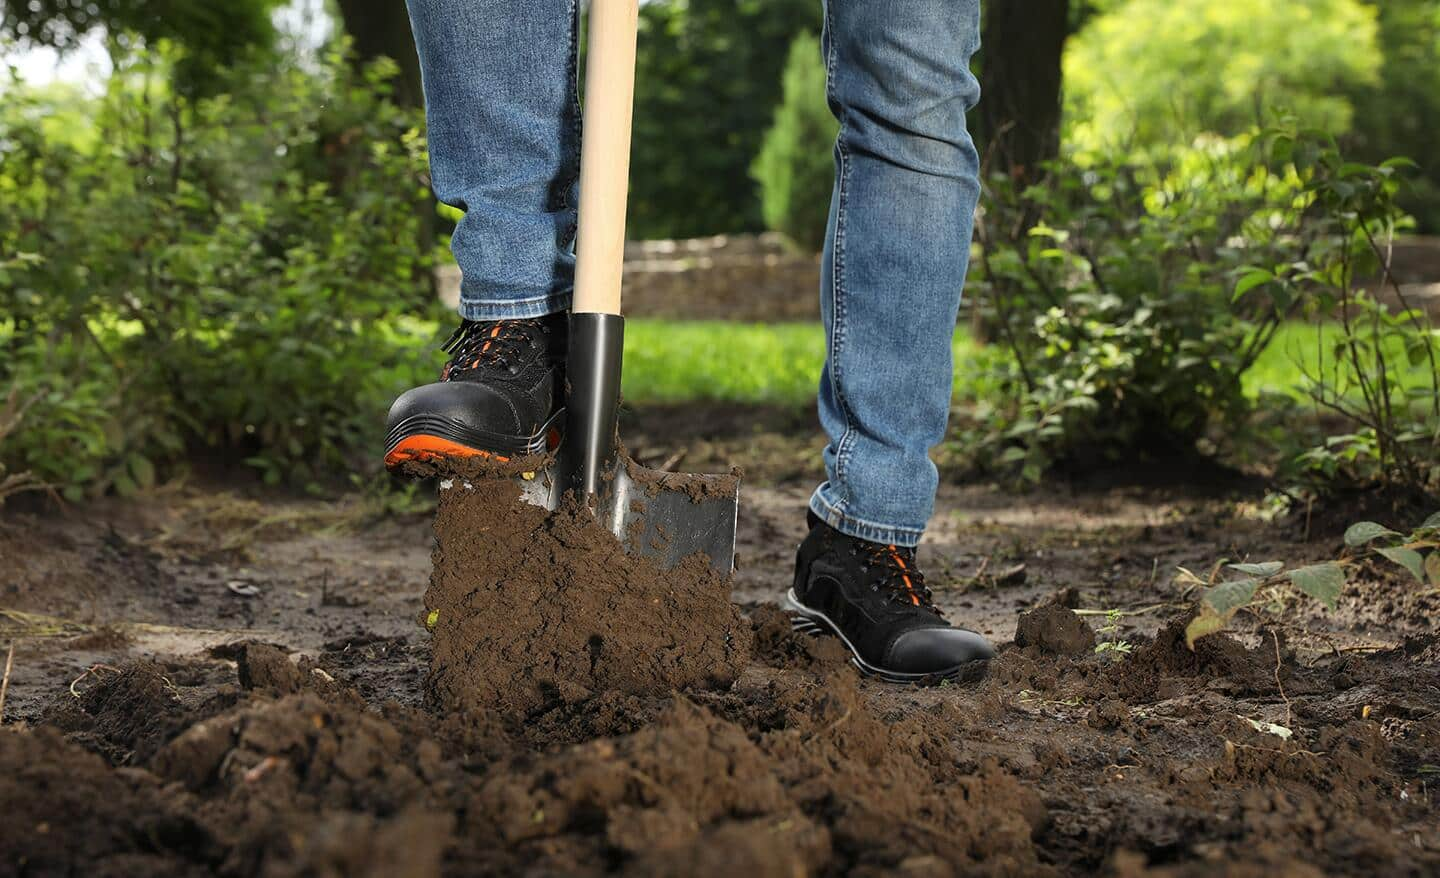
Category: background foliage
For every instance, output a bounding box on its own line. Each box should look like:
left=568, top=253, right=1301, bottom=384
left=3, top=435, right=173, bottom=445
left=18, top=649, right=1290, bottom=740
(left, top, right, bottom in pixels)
left=1, top=0, right=1438, bottom=510
left=629, top=0, right=819, bottom=238
left=1063, top=0, right=1380, bottom=155
left=0, top=43, right=438, bottom=498
left=750, top=32, right=837, bottom=254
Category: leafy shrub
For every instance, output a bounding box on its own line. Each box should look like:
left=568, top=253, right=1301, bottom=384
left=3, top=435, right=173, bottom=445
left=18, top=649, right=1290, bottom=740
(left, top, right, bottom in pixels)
left=961, top=124, right=1436, bottom=500
left=961, top=130, right=1321, bottom=480
left=1233, top=132, right=1437, bottom=499
left=751, top=31, right=838, bottom=253
left=0, top=44, right=440, bottom=498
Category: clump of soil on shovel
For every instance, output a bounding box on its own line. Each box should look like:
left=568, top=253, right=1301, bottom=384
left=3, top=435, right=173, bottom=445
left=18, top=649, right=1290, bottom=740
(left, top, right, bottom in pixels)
left=423, top=469, right=752, bottom=716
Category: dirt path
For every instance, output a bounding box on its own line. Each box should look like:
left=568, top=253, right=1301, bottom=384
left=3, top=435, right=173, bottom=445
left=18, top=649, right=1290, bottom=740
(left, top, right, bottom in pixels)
left=2, top=403, right=1437, bottom=875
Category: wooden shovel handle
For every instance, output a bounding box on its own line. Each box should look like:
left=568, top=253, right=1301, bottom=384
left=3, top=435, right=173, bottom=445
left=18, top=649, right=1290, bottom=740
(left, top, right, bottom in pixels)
left=572, top=0, right=638, bottom=316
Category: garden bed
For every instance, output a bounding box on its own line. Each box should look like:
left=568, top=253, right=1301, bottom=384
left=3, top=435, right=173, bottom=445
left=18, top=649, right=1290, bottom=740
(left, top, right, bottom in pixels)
left=1, top=404, right=1436, bottom=876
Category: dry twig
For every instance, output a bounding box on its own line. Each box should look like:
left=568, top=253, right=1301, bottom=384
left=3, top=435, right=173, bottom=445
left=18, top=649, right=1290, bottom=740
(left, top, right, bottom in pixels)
left=0, top=641, right=14, bottom=722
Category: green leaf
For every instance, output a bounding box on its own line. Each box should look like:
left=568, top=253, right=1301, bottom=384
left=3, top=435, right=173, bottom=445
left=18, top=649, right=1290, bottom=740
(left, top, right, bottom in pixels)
left=1344, top=521, right=1398, bottom=547
left=1227, top=561, right=1283, bottom=577
left=1233, top=268, right=1274, bottom=300
left=1377, top=547, right=1426, bottom=583
left=1288, top=562, right=1344, bottom=610
left=129, top=455, right=155, bottom=489
left=1185, top=610, right=1226, bottom=650
left=1425, top=552, right=1440, bottom=587
left=1379, top=157, right=1419, bottom=171
left=1202, top=578, right=1259, bottom=617
left=1419, top=512, right=1440, bottom=532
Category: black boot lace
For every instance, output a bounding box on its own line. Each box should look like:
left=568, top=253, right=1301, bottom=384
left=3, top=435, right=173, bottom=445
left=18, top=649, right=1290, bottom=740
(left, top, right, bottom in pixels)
left=441, top=319, right=538, bottom=379
left=862, top=543, right=941, bottom=615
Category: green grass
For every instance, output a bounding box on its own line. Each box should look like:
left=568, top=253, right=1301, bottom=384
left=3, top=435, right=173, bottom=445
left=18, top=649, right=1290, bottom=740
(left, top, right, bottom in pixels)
left=620, top=319, right=990, bottom=405
left=620, top=319, right=1436, bottom=407
left=1245, top=322, right=1438, bottom=400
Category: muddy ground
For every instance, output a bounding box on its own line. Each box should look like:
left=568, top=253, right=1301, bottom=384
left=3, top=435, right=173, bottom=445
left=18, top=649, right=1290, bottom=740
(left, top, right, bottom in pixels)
left=1, top=402, right=1437, bottom=877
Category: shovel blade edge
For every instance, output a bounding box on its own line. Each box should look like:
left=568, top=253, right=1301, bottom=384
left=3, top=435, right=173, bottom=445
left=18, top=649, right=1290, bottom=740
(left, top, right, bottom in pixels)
left=602, top=462, right=739, bottom=573
left=499, top=459, right=738, bottom=573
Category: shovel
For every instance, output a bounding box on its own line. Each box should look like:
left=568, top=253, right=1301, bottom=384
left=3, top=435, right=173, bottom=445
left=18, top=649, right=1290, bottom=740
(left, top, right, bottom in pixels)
left=505, top=0, right=739, bottom=572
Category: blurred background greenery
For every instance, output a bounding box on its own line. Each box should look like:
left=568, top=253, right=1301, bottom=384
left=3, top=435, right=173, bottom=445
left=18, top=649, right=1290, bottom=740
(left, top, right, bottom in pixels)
left=2, top=0, right=1438, bottom=511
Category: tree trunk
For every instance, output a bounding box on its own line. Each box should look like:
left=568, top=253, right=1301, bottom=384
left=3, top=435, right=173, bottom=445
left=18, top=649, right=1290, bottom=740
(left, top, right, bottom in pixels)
left=978, top=0, right=1069, bottom=184
left=334, top=0, right=424, bottom=108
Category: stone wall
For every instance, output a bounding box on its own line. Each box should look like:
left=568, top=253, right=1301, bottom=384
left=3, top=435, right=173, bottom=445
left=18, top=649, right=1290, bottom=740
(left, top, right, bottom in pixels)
left=436, top=233, right=821, bottom=322
left=436, top=233, right=1440, bottom=322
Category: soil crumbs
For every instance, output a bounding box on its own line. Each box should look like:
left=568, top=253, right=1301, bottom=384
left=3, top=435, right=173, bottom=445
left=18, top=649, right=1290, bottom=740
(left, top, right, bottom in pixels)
left=3, top=454, right=1439, bottom=876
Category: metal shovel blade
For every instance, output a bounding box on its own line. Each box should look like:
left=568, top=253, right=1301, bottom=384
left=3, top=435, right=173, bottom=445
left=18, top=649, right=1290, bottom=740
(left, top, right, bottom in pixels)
left=597, top=459, right=739, bottom=572
left=506, top=312, right=741, bottom=574
left=513, top=457, right=739, bottom=573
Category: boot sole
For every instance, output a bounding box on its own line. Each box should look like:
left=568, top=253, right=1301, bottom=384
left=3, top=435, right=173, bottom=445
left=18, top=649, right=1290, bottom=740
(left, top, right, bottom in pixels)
left=384, top=408, right=564, bottom=470
left=785, top=589, right=988, bottom=686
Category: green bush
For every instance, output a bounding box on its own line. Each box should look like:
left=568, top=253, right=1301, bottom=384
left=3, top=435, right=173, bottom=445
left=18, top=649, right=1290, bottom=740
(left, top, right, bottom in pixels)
left=751, top=31, right=838, bottom=253
left=1264, top=139, right=1438, bottom=499
left=0, top=45, right=440, bottom=499
left=959, top=127, right=1414, bottom=485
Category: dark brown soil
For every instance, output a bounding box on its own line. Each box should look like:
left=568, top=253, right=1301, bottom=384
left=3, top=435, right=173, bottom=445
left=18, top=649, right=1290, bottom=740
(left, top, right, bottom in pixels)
left=1014, top=604, right=1096, bottom=655
left=424, top=476, right=750, bottom=715
left=2, top=402, right=1438, bottom=876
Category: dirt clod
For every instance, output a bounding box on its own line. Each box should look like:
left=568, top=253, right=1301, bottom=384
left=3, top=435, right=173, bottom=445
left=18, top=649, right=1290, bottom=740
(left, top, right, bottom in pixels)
left=236, top=642, right=304, bottom=694
left=1015, top=604, right=1096, bottom=655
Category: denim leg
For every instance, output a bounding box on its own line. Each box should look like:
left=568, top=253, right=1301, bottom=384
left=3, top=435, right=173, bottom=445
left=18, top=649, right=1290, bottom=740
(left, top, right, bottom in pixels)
left=406, top=0, right=580, bottom=320
left=809, top=0, right=983, bottom=547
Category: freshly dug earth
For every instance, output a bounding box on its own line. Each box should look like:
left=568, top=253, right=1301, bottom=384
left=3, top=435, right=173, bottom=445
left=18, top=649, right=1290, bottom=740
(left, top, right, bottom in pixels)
left=423, top=475, right=751, bottom=715
left=4, top=607, right=1438, bottom=876
left=3, top=419, right=1439, bottom=876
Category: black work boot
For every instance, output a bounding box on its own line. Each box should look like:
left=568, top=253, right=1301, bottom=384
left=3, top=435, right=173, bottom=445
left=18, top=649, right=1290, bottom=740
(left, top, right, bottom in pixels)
left=787, top=512, right=994, bottom=683
left=384, top=315, right=566, bottom=468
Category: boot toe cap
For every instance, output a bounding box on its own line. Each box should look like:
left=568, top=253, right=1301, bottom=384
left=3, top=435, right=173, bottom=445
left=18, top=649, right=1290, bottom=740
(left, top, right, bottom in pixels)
left=887, top=627, right=995, bottom=676
left=385, top=381, right=523, bottom=440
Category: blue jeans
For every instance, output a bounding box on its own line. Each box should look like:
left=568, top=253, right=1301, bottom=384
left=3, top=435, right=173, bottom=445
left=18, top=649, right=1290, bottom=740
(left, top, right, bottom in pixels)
left=407, top=0, right=982, bottom=547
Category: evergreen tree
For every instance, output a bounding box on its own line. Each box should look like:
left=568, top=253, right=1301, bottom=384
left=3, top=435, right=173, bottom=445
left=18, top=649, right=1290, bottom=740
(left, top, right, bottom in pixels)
left=751, top=32, right=837, bottom=253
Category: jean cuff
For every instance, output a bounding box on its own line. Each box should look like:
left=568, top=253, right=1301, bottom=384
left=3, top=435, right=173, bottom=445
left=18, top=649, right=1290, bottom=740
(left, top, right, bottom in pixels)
left=458, top=291, right=572, bottom=321
left=808, top=488, right=924, bottom=548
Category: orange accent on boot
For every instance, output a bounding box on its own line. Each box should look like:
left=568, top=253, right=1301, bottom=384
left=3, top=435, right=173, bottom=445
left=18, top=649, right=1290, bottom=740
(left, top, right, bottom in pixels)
left=384, top=434, right=510, bottom=468
left=892, top=548, right=921, bottom=606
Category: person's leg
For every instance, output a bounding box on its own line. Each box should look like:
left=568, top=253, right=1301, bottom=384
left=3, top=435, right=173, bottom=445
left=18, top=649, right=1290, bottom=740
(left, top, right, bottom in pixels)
left=788, top=0, right=991, bottom=682
left=384, top=1, right=578, bottom=468
left=406, top=0, right=580, bottom=320
left=810, top=0, right=983, bottom=547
